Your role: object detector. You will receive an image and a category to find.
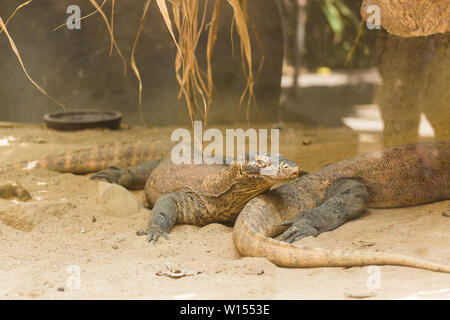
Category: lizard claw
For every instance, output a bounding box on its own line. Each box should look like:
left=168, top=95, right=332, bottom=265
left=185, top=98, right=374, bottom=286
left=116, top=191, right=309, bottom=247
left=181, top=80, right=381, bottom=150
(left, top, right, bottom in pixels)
left=146, top=225, right=169, bottom=243
left=135, top=228, right=148, bottom=236
left=279, top=218, right=318, bottom=243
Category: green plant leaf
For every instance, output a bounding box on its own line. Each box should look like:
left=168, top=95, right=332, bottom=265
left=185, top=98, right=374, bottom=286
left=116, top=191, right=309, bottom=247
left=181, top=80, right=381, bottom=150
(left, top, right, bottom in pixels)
left=320, top=0, right=343, bottom=36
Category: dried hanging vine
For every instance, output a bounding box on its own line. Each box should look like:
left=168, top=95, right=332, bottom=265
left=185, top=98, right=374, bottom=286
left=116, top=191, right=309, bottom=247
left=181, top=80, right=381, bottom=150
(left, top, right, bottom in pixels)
left=2, top=0, right=258, bottom=126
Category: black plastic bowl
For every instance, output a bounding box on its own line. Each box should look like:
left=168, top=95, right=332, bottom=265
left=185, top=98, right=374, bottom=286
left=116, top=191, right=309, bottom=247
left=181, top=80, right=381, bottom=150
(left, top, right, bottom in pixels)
left=44, top=109, right=122, bottom=131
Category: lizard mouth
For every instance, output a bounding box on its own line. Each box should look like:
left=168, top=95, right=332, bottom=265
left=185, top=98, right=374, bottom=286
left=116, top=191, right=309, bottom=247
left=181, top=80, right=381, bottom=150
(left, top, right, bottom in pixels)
left=263, top=167, right=299, bottom=181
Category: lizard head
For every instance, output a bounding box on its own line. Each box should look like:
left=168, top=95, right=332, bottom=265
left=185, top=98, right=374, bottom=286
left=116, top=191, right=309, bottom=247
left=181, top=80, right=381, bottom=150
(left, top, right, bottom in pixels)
left=234, top=153, right=299, bottom=183
left=222, top=153, right=300, bottom=214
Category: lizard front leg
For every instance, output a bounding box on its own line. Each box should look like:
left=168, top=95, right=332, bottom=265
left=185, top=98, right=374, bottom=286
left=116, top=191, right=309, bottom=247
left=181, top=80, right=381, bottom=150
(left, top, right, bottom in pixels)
left=142, top=192, right=209, bottom=242
left=280, top=179, right=370, bottom=243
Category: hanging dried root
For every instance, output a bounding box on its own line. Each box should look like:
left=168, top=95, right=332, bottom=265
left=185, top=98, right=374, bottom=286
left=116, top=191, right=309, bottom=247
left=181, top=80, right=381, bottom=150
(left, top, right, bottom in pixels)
left=3, top=0, right=259, bottom=126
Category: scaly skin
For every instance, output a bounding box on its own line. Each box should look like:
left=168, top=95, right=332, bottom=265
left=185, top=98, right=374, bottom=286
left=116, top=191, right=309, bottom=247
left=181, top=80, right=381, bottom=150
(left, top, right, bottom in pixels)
left=233, top=141, right=450, bottom=272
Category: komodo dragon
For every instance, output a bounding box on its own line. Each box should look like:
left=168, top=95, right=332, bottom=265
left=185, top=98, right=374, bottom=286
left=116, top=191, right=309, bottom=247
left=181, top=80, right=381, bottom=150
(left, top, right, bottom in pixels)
left=1, top=140, right=299, bottom=242
left=233, top=140, right=450, bottom=273
left=92, top=152, right=299, bottom=241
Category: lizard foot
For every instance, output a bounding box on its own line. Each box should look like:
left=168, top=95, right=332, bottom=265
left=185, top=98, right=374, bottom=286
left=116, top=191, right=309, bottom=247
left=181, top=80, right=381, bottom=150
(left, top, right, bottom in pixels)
left=279, top=215, right=319, bottom=243
left=90, top=166, right=123, bottom=183
left=279, top=179, right=370, bottom=243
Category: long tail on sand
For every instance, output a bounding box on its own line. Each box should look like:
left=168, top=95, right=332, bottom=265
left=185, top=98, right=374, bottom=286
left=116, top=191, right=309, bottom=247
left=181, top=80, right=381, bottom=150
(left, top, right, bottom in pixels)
left=233, top=196, right=450, bottom=273
left=0, top=139, right=171, bottom=175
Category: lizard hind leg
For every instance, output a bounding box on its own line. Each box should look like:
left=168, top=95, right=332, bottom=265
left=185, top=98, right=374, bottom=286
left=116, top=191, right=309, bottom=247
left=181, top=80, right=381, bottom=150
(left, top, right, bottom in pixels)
left=280, top=179, right=370, bottom=243
left=91, top=159, right=161, bottom=190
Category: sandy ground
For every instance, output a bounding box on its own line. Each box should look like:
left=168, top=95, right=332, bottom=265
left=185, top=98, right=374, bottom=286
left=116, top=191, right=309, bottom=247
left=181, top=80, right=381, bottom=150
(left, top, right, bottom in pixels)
left=0, top=123, right=449, bottom=300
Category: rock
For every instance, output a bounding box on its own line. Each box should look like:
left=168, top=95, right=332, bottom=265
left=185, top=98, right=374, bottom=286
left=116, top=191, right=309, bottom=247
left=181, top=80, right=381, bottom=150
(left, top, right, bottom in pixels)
left=0, top=200, right=76, bottom=231
left=96, top=182, right=141, bottom=217
left=0, top=181, right=32, bottom=201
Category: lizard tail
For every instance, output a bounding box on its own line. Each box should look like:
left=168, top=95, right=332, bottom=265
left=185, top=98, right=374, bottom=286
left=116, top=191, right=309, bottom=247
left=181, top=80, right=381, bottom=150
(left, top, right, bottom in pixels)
left=233, top=196, right=450, bottom=273
left=0, top=139, right=171, bottom=175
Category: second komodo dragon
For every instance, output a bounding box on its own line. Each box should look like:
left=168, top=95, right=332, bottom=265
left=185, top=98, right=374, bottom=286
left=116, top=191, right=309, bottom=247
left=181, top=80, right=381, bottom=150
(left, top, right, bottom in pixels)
left=234, top=140, right=450, bottom=273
